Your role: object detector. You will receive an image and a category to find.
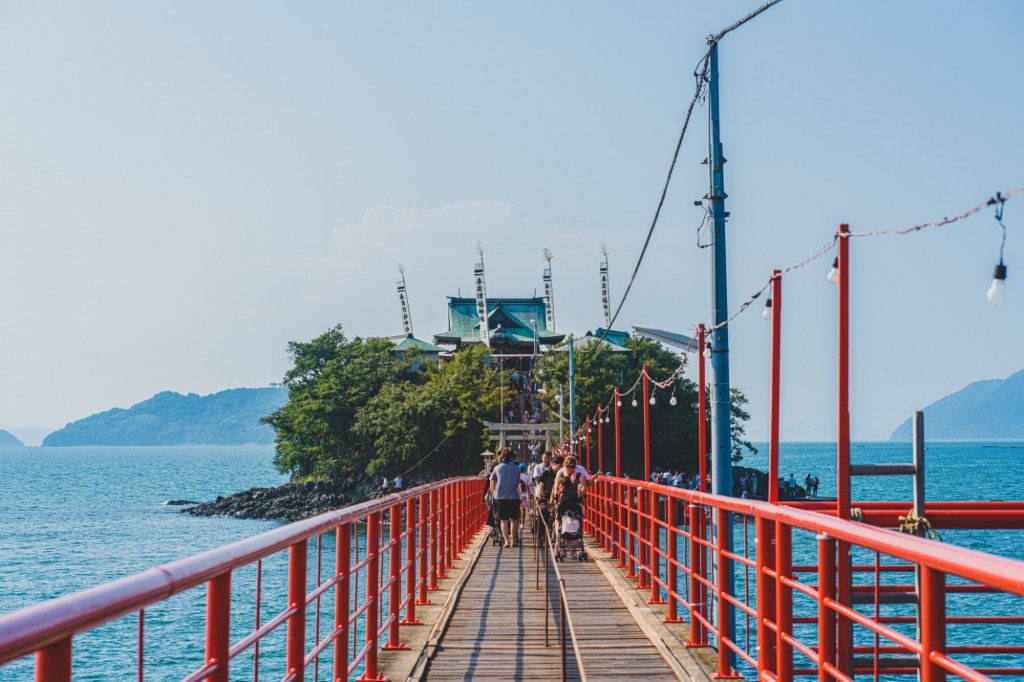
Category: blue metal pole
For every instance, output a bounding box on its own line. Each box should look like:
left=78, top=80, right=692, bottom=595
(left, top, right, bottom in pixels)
left=568, top=334, right=577, bottom=454
left=707, top=38, right=736, bottom=673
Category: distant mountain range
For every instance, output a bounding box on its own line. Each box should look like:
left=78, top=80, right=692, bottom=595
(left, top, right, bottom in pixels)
left=0, top=429, right=24, bottom=447
left=890, top=369, right=1024, bottom=440
left=43, top=387, right=288, bottom=447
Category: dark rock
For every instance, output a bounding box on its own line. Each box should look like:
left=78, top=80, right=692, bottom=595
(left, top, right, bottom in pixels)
left=182, top=476, right=408, bottom=522
left=165, top=499, right=199, bottom=506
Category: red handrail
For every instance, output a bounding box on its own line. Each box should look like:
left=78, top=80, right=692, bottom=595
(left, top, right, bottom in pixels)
left=585, top=476, right=1024, bottom=681
left=0, top=476, right=487, bottom=681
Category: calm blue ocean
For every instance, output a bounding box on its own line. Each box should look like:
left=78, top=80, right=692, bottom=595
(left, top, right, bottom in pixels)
left=0, top=442, right=1021, bottom=679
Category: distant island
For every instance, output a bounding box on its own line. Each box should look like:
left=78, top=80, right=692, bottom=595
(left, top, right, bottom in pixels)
left=43, top=387, right=288, bottom=447
left=890, top=369, right=1024, bottom=440
left=0, top=429, right=24, bottom=447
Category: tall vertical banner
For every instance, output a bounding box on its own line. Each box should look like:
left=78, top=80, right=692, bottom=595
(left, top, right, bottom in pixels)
left=543, top=248, right=556, bottom=332
left=396, top=266, right=413, bottom=335
left=474, top=251, right=490, bottom=346
left=600, top=246, right=611, bottom=328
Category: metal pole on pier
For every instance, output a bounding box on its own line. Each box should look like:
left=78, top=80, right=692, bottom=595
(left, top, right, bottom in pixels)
left=706, top=38, right=736, bottom=674
left=707, top=39, right=733, bottom=501
left=568, top=334, right=577, bottom=454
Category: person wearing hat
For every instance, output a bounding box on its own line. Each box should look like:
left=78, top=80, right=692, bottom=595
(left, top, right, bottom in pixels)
left=489, top=447, right=526, bottom=547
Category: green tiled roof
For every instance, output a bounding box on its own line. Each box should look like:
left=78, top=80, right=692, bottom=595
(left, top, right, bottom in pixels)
left=592, top=328, right=631, bottom=348
left=435, top=297, right=564, bottom=347
left=389, top=334, right=444, bottom=353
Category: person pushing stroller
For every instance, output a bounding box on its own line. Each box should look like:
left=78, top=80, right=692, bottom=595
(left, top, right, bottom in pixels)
left=550, top=455, right=588, bottom=559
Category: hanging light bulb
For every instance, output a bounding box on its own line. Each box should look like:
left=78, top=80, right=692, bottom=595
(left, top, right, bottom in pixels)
left=605, top=415, right=611, bottom=423
left=649, top=395, right=656, bottom=406
left=631, top=398, right=638, bottom=408
left=762, top=297, right=773, bottom=320
left=669, top=395, right=678, bottom=406
left=703, top=343, right=712, bottom=359
left=827, top=257, right=840, bottom=284
left=616, top=399, right=622, bottom=407
left=988, top=262, right=1008, bottom=304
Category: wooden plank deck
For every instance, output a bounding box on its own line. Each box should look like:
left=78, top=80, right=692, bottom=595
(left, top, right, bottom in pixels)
left=421, top=524, right=684, bottom=682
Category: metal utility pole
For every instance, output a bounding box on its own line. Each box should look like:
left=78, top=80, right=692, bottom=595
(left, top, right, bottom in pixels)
left=568, top=334, right=577, bottom=453
left=707, top=40, right=732, bottom=500
left=707, top=38, right=736, bottom=675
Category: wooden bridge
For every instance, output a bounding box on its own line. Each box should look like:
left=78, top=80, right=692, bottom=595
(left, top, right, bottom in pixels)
left=2, top=476, right=1024, bottom=681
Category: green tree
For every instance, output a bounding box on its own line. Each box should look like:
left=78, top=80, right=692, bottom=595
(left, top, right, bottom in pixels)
left=261, top=327, right=413, bottom=479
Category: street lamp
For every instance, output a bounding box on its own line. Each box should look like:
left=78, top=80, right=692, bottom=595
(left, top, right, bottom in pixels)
left=555, top=386, right=564, bottom=441
left=530, top=319, right=539, bottom=356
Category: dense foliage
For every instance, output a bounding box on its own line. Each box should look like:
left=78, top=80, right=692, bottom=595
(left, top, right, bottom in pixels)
left=262, top=327, right=501, bottom=480
left=534, top=335, right=755, bottom=474
left=42, top=388, right=287, bottom=446
left=263, top=326, right=756, bottom=482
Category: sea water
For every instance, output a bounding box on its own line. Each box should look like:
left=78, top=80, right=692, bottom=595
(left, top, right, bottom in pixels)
left=0, top=443, right=1022, bottom=679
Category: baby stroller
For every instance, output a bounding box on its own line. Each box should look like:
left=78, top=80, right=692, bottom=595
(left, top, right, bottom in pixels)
left=485, top=493, right=502, bottom=546
left=555, top=507, right=587, bottom=561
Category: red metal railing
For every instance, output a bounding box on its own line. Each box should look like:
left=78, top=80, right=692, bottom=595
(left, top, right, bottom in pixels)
left=585, top=477, right=1024, bottom=682
left=0, top=477, right=486, bottom=682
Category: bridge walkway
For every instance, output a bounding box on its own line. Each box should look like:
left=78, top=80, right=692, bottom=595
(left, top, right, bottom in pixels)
left=420, top=522, right=689, bottom=682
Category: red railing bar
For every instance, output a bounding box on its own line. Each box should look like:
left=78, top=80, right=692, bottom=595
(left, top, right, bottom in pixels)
left=228, top=606, right=298, bottom=660
left=822, top=598, right=921, bottom=653
left=0, top=478, right=473, bottom=667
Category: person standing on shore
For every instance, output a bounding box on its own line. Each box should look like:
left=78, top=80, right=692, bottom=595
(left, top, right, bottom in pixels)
left=489, top=448, right=526, bottom=547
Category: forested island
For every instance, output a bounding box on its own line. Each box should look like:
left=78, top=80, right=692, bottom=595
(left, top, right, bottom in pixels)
left=43, top=387, right=287, bottom=446
left=185, top=324, right=755, bottom=520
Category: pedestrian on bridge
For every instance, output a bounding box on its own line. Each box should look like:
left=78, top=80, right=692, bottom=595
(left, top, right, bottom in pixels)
left=489, top=448, right=526, bottom=548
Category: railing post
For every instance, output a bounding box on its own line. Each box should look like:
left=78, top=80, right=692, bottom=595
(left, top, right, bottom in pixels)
left=817, top=535, right=836, bottom=682
left=403, top=499, right=422, bottom=624
left=615, top=482, right=625, bottom=567
left=35, top=638, right=72, bottom=682
left=664, top=495, right=682, bottom=622
left=920, top=567, right=947, bottom=682
left=419, top=495, right=431, bottom=602
left=384, top=503, right=406, bottom=650
left=442, top=485, right=453, bottom=571
left=716, top=506, right=735, bottom=678
left=649, top=488, right=664, bottom=604
left=359, top=512, right=383, bottom=681
left=205, top=573, right=231, bottom=682
left=627, top=486, right=637, bottom=578
left=286, top=540, right=307, bottom=682
left=434, top=485, right=446, bottom=581
left=334, top=522, right=351, bottom=682
left=687, top=502, right=703, bottom=646
left=775, top=522, right=793, bottom=682
left=638, top=489, right=650, bottom=589
left=755, top=517, right=776, bottom=677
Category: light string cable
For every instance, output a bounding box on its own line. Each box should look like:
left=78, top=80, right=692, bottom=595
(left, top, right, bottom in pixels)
left=708, top=186, right=1024, bottom=334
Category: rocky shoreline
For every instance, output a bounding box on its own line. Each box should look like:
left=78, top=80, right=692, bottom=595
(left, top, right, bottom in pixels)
left=181, top=475, right=394, bottom=523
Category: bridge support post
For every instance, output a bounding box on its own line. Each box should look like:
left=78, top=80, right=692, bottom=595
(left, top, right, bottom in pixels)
left=287, top=539, right=307, bottom=682
left=335, top=522, right=351, bottom=682
left=774, top=522, right=793, bottom=682
left=205, top=573, right=231, bottom=682
left=384, top=503, right=407, bottom=650
left=714, top=507, right=740, bottom=678
left=649, top=488, right=665, bottom=604
left=755, top=517, right=776, bottom=676
left=35, top=637, right=71, bottom=682
left=686, top=502, right=703, bottom=646
left=817, top=535, right=837, bottom=682
left=402, top=499, right=422, bottom=624
left=358, top=512, right=384, bottom=681
left=664, top=496, right=682, bottom=622
left=920, top=567, right=947, bottom=682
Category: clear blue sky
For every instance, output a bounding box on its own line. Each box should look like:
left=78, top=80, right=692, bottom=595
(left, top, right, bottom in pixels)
left=0, top=1, right=1021, bottom=442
